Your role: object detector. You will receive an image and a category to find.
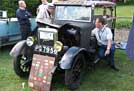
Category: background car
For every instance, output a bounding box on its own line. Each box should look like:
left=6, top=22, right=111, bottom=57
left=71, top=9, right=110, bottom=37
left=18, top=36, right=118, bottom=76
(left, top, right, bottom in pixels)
left=0, top=10, right=37, bottom=46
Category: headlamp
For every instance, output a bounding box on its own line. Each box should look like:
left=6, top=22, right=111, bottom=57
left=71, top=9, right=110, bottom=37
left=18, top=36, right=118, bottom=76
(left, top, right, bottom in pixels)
left=54, top=41, right=63, bottom=52
left=26, top=37, right=34, bottom=46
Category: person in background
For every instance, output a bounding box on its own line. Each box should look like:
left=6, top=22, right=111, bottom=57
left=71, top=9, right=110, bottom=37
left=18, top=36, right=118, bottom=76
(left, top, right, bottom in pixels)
left=36, top=0, right=48, bottom=14
left=36, top=3, right=55, bottom=27
left=16, top=0, right=32, bottom=40
left=92, top=17, right=119, bottom=71
left=36, top=0, right=48, bottom=27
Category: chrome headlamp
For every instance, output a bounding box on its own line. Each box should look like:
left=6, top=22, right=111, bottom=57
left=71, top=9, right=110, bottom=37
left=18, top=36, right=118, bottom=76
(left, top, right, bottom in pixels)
left=26, top=37, right=34, bottom=46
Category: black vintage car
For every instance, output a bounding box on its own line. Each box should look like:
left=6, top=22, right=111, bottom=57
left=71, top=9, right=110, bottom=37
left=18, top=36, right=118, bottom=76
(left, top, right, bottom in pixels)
left=10, top=0, right=116, bottom=90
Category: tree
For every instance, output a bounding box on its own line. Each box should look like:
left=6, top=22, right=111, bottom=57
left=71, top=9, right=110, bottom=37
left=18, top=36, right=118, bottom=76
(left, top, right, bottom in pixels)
left=0, top=0, right=17, bottom=17
left=0, top=0, right=52, bottom=17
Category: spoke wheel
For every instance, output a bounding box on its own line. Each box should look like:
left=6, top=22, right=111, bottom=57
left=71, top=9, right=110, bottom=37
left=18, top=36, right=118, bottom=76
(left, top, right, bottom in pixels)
left=65, top=53, right=86, bottom=90
left=13, top=55, right=31, bottom=78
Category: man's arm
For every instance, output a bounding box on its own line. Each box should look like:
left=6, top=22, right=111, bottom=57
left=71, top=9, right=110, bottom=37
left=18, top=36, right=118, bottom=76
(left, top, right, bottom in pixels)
left=105, top=28, right=113, bottom=56
left=25, top=10, right=32, bottom=18
left=16, top=9, right=30, bottom=19
left=107, top=39, right=112, bottom=50
left=104, top=39, right=112, bottom=56
left=91, top=28, right=96, bottom=36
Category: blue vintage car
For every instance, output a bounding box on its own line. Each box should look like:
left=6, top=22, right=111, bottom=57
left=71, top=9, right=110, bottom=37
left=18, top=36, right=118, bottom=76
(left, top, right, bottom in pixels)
left=0, top=11, right=37, bottom=46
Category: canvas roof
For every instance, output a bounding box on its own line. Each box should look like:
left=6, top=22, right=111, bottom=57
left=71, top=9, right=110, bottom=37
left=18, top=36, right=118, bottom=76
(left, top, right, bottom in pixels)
left=54, top=0, right=116, bottom=7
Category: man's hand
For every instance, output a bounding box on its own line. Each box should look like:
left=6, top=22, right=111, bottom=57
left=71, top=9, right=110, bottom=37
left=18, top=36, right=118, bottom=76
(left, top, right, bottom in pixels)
left=105, top=49, right=110, bottom=56
left=25, top=11, right=32, bottom=18
left=105, top=39, right=112, bottom=56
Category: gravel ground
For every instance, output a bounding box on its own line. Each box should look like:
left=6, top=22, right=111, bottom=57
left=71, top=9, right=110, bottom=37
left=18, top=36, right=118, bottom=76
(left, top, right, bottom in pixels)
left=114, top=28, right=129, bottom=43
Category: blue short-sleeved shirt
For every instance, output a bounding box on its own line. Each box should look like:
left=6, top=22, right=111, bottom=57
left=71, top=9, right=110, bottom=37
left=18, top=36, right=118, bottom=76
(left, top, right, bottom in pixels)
left=92, top=26, right=113, bottom=46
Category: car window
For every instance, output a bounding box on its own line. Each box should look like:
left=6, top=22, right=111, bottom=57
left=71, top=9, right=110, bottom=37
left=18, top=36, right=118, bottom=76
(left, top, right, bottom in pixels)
left=94, top=7, right=115, bottom=28
left=94, top=7, right=113, bottom=18
left=55, top=6, right=91, bottom=22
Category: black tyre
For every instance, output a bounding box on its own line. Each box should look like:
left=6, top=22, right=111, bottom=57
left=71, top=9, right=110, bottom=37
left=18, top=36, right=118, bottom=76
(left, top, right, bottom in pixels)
left=13, top=55, right=31, bottom=78
left=65, top=53, right=86, bottom=90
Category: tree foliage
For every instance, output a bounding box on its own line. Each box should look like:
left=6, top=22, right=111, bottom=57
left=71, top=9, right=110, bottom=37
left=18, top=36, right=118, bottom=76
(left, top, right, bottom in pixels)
left=0, top=0, right=51, bottom=17
left=1, top=0, right=132, bottom=18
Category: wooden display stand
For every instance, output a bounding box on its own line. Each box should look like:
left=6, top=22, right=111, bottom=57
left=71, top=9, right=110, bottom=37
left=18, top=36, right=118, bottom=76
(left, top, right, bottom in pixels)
left=28, top=54, right=55, bottom=91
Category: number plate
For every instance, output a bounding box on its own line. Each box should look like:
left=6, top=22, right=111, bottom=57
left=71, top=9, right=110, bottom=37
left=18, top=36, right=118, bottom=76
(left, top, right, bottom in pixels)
left=40, top=31, right=54, bottom=40
left=34, top=45, right=57, bottom=55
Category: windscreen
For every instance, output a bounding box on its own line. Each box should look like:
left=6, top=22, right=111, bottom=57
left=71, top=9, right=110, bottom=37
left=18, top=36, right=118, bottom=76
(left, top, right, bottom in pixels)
left=55, top=6, right=91, bottom=22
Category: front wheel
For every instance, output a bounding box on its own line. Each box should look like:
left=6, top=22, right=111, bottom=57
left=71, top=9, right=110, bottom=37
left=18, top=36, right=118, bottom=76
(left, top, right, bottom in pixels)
left=13, top=55, right=32, bottom=78
left=65, top=53, right=86, bottom=90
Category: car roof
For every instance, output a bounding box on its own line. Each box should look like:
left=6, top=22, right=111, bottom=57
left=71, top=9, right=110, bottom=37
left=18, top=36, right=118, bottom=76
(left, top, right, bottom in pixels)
left=54, top=0, right=116, bottom=7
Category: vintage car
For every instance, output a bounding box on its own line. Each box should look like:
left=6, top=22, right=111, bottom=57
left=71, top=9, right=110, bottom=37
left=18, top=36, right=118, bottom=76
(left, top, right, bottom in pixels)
left=0, top=10, right=37, bottom=46
left=10, top=0, right=116, bottom=90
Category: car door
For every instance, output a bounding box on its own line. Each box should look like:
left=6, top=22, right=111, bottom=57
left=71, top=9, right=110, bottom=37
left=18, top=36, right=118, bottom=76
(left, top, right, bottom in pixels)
left=8, top=18, right=21, bottom=42
left=0, top=19, right=9, bottom=45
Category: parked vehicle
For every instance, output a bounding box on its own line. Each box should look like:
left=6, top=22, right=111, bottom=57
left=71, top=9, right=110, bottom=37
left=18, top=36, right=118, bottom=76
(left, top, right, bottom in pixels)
left=0, top=10, right=37, bottom=46
left=10, top=0, right=116, bottom=90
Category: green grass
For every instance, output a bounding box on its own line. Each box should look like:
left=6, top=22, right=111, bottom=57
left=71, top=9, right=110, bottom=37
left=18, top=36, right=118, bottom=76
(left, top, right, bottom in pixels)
left=0, top=47, right=30, bottom=91
left=0, top=46, right=134, bottom=91
left=117, top=5, right=134, bottom=17
left=116, top=5, right=134, bottom=29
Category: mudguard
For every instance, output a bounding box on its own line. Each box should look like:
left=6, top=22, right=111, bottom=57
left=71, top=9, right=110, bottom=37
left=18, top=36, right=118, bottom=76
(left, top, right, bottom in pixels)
left=59, top=46, right=86, bottom=69
left=9, top=40, right=26, bottom=58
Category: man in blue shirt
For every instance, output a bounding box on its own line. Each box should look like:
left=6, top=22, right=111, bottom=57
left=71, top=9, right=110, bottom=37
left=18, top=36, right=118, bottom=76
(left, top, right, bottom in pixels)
left=92, top=17, right=119, bottom=71
left=16, top=0, right=32, bottom=40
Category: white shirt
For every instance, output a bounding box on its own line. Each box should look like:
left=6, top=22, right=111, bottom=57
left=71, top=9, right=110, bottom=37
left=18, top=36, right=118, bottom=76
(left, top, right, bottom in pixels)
left=92, top=26, right=113, bottom=46
left=36, top=4, right=52, bottom=23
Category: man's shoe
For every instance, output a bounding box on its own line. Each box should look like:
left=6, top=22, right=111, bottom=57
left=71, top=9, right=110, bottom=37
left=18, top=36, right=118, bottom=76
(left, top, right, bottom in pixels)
left=111, top=65, right=119, bottom=71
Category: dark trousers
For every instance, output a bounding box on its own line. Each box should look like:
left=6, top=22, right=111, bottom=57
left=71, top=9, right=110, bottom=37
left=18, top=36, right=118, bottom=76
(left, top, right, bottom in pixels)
left=97, top=44, right=115, bottom=66
left=20, top=25, right=31, bottom=40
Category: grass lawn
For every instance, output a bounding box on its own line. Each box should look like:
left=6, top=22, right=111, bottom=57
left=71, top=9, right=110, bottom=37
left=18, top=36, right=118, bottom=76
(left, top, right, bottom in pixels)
left=117, top=5, right=134, bottom=17
left=116, top=5, right=134, bottom=28
left=0, top=46, right=134, bottom=91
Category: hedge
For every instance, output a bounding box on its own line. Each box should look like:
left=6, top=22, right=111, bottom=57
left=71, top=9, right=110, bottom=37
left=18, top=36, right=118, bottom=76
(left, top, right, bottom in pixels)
left=116, top=19, right=132, bottom=29
left=0, top=0, right=52, bottom=17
